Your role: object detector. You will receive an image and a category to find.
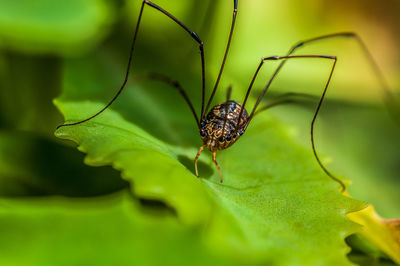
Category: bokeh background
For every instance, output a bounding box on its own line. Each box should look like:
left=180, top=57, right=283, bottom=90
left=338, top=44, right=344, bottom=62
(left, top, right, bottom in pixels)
left=0, top=0, right=399, bottom=264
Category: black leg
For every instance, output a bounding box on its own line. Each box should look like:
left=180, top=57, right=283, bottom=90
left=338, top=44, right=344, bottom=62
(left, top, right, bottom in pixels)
left=253, top=92, right=317, bottom=116
left=287, top=33, right=391, bottom=97
left=271, top=33, right=398, bottom=123
left=239, top=54, right=345, bottom=192
left=203, top=0, right=238, bottom=119
left=236, top=32, right=399, bottom=131
left=225, top=85, right=233, bottom=102
left=57, top=0, right=206, bottom=129
left=234, top=55, right=324, bottom=130
left=144, top=72, right=200, bottom=128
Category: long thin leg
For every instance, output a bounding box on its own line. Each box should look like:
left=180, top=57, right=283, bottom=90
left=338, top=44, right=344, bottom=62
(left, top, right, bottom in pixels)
left=269, top=33, right=398, bottom=122
left=212, top=151, right=223, bottom=183
left=145, top=72, right=200, bottom=128
left=235, top=55, right=334, bottom=128
left=203, top=0, right=238, bottom=119
left=286, top=33, right=392, bottom=99
left=238, top=54, right=346, bottom=191
left=253, top=92, right=317, bottom=116
left=57, top=0, right=205, bottom=129
left=235, top=32, right=398, bottom=131
left=194, top=145, right=206, bottom=177
left=260, top=33, right=392, bottom=103
left=225, top=85, right=233, bottom=102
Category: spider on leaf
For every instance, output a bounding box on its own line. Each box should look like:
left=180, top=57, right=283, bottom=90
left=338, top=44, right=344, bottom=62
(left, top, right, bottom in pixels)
left=57, top=0, right=394, bottom=192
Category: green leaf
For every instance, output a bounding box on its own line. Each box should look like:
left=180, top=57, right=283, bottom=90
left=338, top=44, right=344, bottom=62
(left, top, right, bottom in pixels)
left=0, top=191, right=230, bottom=265
left=0, top=0, right=113, bottom=55
left=267, top=99, right=400, bottom=219
left=348, top=205, right=400, bottom=264
left=54, top=95, right=365, bottom=264
left=0, top=130, right=127, bottom=197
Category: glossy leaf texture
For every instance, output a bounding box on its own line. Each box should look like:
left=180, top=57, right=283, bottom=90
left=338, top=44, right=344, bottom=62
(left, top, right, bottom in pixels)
left=52, top=91, right=365, bottom=264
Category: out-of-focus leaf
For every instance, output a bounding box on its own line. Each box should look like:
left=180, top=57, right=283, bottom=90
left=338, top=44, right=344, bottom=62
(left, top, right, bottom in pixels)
left=55, top=96, right=365, bottom=265
left=0, top=0, right=113, bottom=55
left=347, top=252, right=396, bottom=266
left=0, top=130, right=127, bottom=197
left=347, top=234, right=389, bottom=260
left=0, top=192, right=230, bottom=265
left=348, top=205, right=400, bottom=264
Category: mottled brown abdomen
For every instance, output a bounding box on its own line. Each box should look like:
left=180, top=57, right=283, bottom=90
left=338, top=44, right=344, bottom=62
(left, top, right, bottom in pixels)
left=199, top=101, right=248, bottom=152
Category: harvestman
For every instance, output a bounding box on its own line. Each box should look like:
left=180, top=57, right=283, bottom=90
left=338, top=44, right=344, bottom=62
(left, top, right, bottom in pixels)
left=57, top=0, right=394, bottom=192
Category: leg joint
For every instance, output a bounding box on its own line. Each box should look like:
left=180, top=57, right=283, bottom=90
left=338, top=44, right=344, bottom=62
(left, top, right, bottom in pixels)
left=262, top=56, right=279, bottom=61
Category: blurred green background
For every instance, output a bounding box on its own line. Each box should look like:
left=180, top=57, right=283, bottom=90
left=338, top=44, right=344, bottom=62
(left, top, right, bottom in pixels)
left=0, top=0, right=399, bottom=264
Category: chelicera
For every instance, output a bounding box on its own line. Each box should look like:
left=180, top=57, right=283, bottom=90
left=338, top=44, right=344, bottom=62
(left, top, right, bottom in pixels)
left=58, top=0, right=394, bottom=192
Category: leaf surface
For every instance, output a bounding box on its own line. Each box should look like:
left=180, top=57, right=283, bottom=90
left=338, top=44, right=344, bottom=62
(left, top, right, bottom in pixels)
left=54, top=95, right=365, bottom=264
left=0, top=192, right=229, bottom=265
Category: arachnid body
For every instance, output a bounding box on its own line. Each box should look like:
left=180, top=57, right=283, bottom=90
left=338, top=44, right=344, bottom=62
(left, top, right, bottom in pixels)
left=57, top=0, right=394, bottom=192
left=196, top=101, right=248, bottom=182
left=200, top=101, right=248, bottom=152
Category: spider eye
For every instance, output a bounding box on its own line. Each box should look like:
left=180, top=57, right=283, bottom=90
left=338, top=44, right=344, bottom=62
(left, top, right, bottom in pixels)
left=200, top=120, right=206, bottom=128
left=218, top=136, right=225, bottom=143
left=226, top=135, right=232, bottom=141
left=200, top=130, right=207, bottom=137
